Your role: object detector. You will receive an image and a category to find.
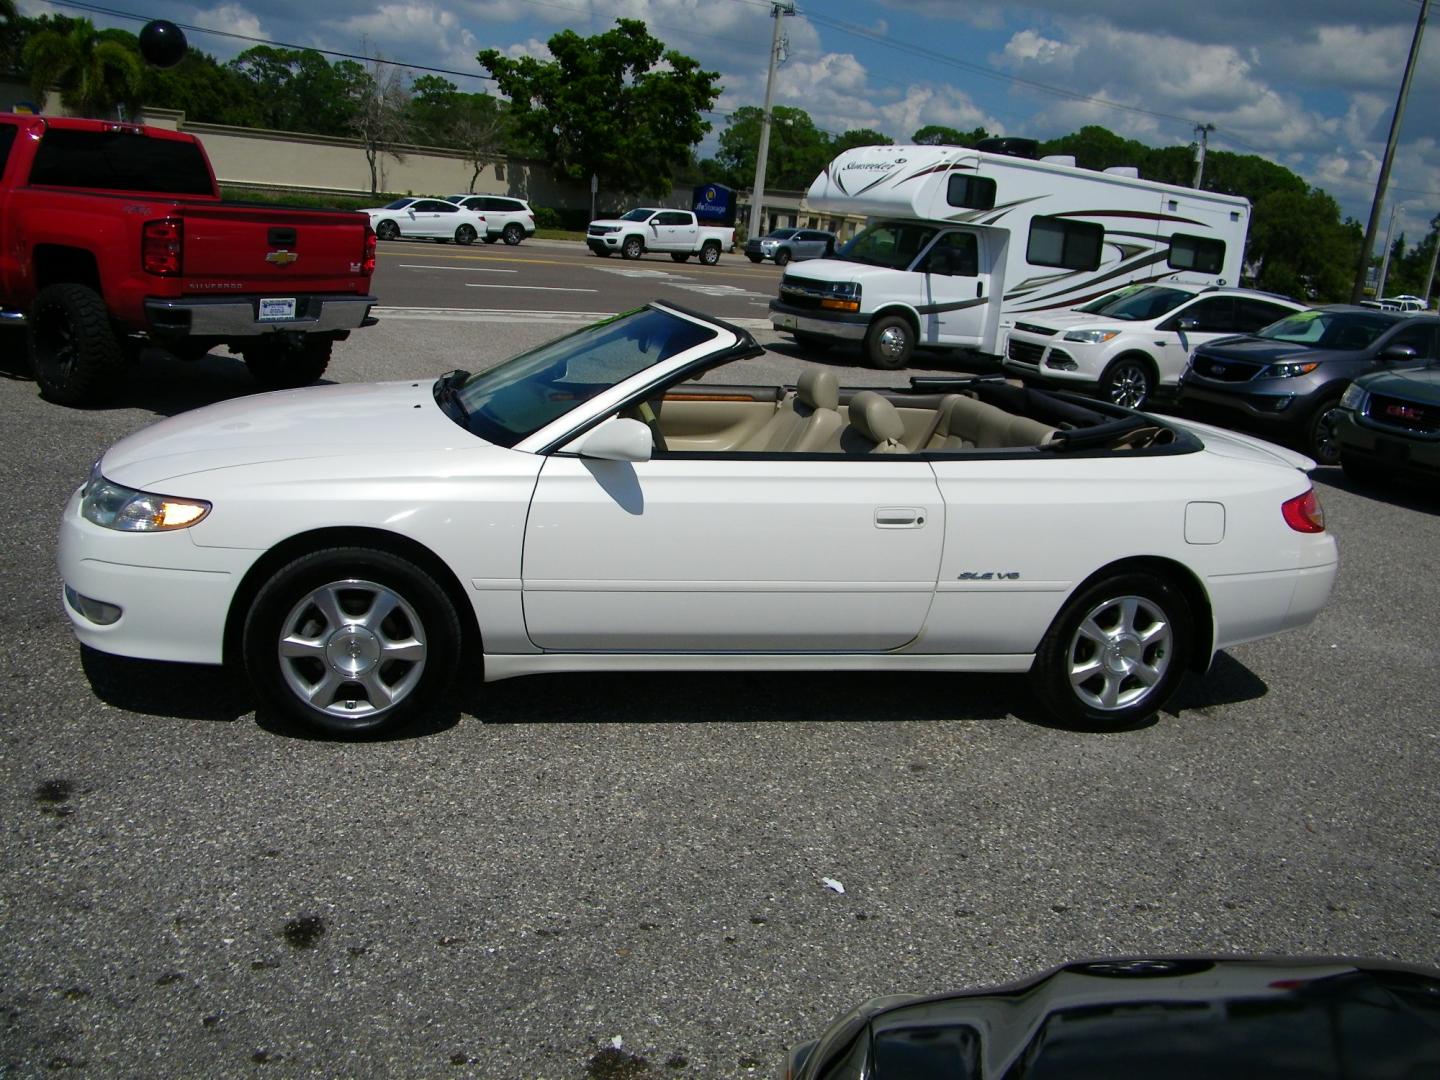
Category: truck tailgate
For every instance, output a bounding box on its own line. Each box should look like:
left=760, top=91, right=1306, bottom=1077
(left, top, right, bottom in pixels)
left=176, top=204, right=370, bottom=294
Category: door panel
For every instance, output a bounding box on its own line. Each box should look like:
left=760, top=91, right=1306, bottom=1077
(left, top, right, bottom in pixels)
left=523, top=457, right=945, bottom=650
left=918, top=231, right=989, bottom=346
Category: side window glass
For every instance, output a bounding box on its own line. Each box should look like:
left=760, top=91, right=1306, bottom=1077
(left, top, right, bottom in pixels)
left=946, top=173, right=996, bottom=211
left=1169, top=233, right=1226, bottom=274
left=1237, top=299, right=1295, bottom=332
left=1173, top=297, right=1235, bottom=332
left=1027, top=215, right=1102, bottom=271
left=1387, top=325, right=1436, bottom=358
left=0, top=123, right=16, bottom=182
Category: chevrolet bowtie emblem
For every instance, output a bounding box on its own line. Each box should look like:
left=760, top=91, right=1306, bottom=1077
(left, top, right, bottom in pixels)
left=265, top=249, right=299, bottom=266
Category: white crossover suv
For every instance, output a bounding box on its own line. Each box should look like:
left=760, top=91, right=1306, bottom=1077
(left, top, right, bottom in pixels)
left=1003, top=283, right=1306, bottom=408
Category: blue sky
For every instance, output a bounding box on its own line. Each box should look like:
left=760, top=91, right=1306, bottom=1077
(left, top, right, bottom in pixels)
left=23, top=0, right=1440, bottom=242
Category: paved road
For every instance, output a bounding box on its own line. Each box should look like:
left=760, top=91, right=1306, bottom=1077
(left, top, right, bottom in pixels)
left=1, top=268, right=1438, bottom=1078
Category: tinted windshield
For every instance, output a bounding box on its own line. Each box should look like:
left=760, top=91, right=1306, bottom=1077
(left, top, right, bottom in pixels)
left=1074, top=284, right=1148, bottom=313
left=836, top=221, right=940, bottom=269
left=448, top=308, right=715, bottom=447
left=766, top=229, right=799, bottom=240
left=384, top=198, right=416, bottom=209
left=1257, top=310, right=1395, bottom=348
left=620, top=209, right=655, bottom=222
left=1087, top=286, right=1194, bottom=321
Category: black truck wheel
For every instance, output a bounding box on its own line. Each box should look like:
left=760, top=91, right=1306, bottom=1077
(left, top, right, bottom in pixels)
left=242, top=337, right=333, bottom=390
left=27, top=283, right=127, bottom=406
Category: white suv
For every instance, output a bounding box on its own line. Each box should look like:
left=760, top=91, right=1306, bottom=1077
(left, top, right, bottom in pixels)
left=446, top=194, right=537, bottom=245
left=1002, top=283, right=1306, bottom=408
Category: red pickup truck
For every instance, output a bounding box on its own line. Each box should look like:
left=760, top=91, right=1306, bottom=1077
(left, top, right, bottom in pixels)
left=0, top=113, right=378, bottom=405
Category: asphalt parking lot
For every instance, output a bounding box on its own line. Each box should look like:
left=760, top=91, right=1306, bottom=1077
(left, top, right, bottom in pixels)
left=2, top=266, right=1439, bottom=1077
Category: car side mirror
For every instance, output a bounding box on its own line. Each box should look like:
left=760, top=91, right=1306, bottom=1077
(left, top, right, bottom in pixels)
left=1380, top=343, right=1419, bottom=363
left=570, top=418, right=654, bottom=462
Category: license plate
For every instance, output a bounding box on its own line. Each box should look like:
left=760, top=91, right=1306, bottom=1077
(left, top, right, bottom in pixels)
left=776, top=313, right=797, bottom=329
left=259, top=297, right=296, bottom=321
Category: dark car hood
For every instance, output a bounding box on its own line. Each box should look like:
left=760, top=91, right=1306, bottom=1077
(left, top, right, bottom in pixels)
left=1356, top=363, right=1440, bottom=398
left=1194, top=336, right=1354, bottom=364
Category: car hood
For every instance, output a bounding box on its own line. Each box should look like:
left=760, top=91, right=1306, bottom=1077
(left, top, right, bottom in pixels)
left=1015, top=311, right=1139, bottom=333
left=589, top=218, right=646, bottom=229
left=780, top=259, right=909, bottom=285
left=1163, top=416, right=1316, bottom=470
left=100, top=381, right=492, bottom=488
left=1194, top=336, right=1343, bottom=363
left=1355, top=363, right=1440, bottom=398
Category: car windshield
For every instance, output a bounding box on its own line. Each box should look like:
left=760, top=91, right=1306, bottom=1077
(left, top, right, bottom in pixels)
left=620, top=209, right=655, bottom=222
left=1074, top=284, right=1148, bottom=313
left=1256, top=310, right=1395, bottom=348
left=444, top=308, right=716, bottom=447
left=1085, top=286, right=1195, bottom=321
left=836, top=221, right=940, bottom=269
left=766, top=229, right=799, bottom=240
left=383, top=198, right=416, bottom=210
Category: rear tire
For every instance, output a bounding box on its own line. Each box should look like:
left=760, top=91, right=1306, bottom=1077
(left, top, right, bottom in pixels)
left=454, top=224, right=477, bottom=245
left=1032, top=571, right=1191, bottom=730
left=699, top=242, right=721, bottom=266
left=864, top=314, right=914, bottom=370
left=27, top=283, right=126, bottom=406
left=242, top=337, right=332, bottom=389
left=375, top=220, right=400, bottom=241
left=243, top=546, right=461, bottom=737
left=502, top=223, right=524, bottom=245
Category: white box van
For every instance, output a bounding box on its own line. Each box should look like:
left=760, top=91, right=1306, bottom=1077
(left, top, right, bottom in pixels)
left=769, top=143, right=1251, bottom=369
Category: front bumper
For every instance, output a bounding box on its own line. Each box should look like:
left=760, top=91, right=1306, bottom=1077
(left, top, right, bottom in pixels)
left=768, top=300, right=868, bottom=342
left=587, top=234, right=623, bottom=253
left=145, top=293, right=378, bottom=338
left=1334, top=410, right=1440, bottom=475
left=57, top=489, right=256, bottom=665
left=1175, top=375, right=1310, bottom=432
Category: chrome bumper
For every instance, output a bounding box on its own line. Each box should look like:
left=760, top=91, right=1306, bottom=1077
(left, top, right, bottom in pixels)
left=769, top=304, right=868, bottom=342
left=145, top=294, right=378, bottom=337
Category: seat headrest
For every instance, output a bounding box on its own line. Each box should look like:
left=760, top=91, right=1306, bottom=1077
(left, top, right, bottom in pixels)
left=797, top=368, right=839, bottom=411
left=847, top=391, right=905, bottom=444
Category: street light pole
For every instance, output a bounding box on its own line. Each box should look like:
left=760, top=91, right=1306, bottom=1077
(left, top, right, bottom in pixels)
left=1192, top=123, right=1215, bottom=188
left=747, top=2, right=794, bottom=243
left=1351, top=0, right=1430, bottom=302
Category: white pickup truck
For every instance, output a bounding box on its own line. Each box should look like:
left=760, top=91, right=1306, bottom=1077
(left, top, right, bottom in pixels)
left=586, top=208, right=734, bottom=265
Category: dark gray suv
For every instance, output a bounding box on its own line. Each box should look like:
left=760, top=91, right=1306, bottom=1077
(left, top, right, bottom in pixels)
left=1176, top=306, right=1440, bottom=465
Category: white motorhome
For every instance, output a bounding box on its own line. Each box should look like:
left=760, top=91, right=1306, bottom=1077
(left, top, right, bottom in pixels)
left=769, top=143, right=1251, bottom=369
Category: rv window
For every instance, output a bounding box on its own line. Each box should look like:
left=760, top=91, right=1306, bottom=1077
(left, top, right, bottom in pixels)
left=1027, top=216, right=1103, bottom=271
left=1169, top=233, right=1226, bottom=274
left=946, top=174, right=996, bottom=211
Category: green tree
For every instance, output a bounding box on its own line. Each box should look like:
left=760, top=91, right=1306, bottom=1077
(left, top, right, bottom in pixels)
left=831, top=128, right=893, bottom=155
left=1246, top=188, right=1359, bottom=301
left=716, top=105, right=831, bottom=191
left=22, top=16, right=143, bottom=119
left=349, top=56, right=410, bottom=196
left=911, top=124, right=989, bottom=146
left=142, top=46, right=262, bottom=126
left=226, top=47, right=361, bottom=136
left=478, top=18, right=720, bottom=197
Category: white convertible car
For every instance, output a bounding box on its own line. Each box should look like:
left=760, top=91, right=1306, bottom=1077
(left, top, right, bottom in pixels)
left=58, top=303, right=1338, bottom=736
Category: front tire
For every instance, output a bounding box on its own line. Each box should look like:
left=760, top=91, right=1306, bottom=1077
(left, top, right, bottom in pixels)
left=621, top=236, right=644, bottom=261
left=243, top=547, right=461, bottom=737
left=502, top=223, right=524, bottom=245
left=774, top=249, right=792, bottom=267
left=699, top=242, right=721, bottom=266
left=375, top=220, right=400, bottom=241
left=1100, top=356, right=1153, bottom=409
left=242, top=337, right=332, bottom=390
left=27, top=283, right=126, bottom=406
left=1305, top=397, right=1344, bottom=467
left=864, top=314, right=914, bottom=370
left=1032, top=572, right=1191, bottom=730
left=454, top=224, right=477, bottom=245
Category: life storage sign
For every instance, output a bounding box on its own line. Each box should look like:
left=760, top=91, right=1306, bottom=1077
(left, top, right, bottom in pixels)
left=692, top=183, right=735, bottom=226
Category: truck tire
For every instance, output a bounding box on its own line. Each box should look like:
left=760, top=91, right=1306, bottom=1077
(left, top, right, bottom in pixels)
left=864, top=314, right=914, bottom=370
left=242, top=337, right=332, bottom=390
left=621, top=236, right=644, bottom=261
left=699, top=242, right=721, bottom=266
left=671, top=252, right=691, bottom=263
left=27, top=283, right=127, bottom=406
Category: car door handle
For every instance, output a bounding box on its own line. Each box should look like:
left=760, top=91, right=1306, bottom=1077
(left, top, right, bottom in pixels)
left=875, top=507, right=926, bottom=528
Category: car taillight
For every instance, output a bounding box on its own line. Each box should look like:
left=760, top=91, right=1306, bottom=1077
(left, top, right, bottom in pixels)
left=1282, top=488, right=1325, bottom=533
left=362, top=223, right=377, bottom=276
left=142, top=218, right=182, bottom=276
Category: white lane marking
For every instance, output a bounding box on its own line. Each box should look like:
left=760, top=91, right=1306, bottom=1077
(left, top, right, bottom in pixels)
left=372, top=305, right=774, bottom=331
left=464, top=283, right=599, bottom=292
left=594, top=268, right=677, bottom=278
left=593, top=265, right=772, bottom=301
left=398, top=263, right=517, bottom=274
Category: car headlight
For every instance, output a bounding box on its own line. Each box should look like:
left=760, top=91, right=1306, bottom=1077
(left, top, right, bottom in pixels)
left=80, top=463, right=211, bottom=531
left=1062, top=328, right=1120, bottom=344
left=1258, top=361, right=1320, bottom=379
left=819, top=281, right=861, bottom=312
left=1340, top=382, right=1368, bottom=411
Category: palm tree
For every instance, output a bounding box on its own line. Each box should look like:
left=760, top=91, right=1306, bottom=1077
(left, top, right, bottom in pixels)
left=22, top=17, right=143, bottom=119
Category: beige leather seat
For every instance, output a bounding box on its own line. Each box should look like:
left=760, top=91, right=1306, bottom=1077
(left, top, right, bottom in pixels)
left=924, top=394, right=1058, bottom=449
left=838, top=391, right=907, bottom=454
left=739, top=369, right=843, bottom=452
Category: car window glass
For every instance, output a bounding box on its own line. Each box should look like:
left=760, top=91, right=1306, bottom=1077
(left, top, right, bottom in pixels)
left=922, top=231, right=979, bottom=276
left=1237, top=299, right=1297, bottom=332
left=620, top=209, right=654, bottom=221
left=1258, top=311, right=1394, bottom=348
left=0, top=123, right=16, bottom=181
left=30, top=129, right=214, bottom=195
left=1387, top=324, right=1436, bottom=358
left=1092, top=286, right=1193, bottom=322
left=1169, top=297, right=1235, bottom=332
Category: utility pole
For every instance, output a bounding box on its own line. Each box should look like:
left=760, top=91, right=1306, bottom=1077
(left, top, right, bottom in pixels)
left=1192, top=123, right=1215, bottom=188
left=1377, top=203, right=1400, bottom=298
left=1352, top=0, right=1429, bottom=302
left=747, top=1, right=795, bottom=243
left=1424, top=222, right=1439, bottom=309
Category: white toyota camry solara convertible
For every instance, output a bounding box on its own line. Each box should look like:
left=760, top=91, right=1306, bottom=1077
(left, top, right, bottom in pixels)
left=58, top=302, right=1338, bottom=736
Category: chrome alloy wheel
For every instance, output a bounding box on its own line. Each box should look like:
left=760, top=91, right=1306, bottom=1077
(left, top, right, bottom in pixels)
left=1107, top=362, right=1149, bottom=408
left=876, top=324, right=909, bottom=360
left=1066, top=594, right=1173, bottom=712
left=276, top=578, right=427, bottom=719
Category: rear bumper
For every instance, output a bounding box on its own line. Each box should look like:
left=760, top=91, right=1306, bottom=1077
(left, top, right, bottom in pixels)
left=768, top=300, right=868, bottom=341
left=144, top=294, right=378, bottom=338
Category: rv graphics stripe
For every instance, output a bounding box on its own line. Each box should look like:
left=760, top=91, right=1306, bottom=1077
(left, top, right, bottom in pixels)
left=914, top=296, right=990, bottom=315
left=1005, top=250, right=1175, bottom=311
left=1051, top=209, right=1206, bottom=226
